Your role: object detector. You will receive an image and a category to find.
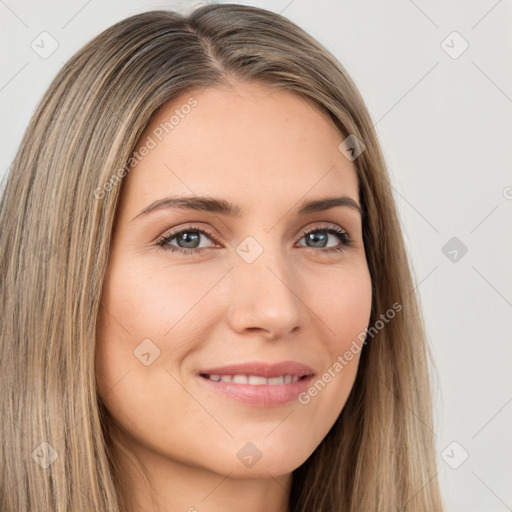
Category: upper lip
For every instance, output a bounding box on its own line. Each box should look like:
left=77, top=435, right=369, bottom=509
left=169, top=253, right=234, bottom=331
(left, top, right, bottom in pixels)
left=198, top=361, right=315, bottom=378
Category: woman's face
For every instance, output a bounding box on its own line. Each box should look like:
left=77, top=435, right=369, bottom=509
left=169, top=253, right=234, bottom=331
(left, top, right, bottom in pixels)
left=95, top=81, right=372, bottom=479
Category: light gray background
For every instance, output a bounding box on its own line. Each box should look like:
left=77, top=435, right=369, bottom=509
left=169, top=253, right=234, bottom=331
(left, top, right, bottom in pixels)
left=1, top=1, right=511, bottom=510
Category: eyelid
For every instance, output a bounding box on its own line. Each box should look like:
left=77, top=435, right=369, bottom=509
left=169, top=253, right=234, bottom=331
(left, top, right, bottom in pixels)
left=301, top=223, right=349, bottom=238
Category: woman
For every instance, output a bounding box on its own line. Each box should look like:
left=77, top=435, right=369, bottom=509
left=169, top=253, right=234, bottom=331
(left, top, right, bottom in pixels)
left=0, top=4, right=444, bottom=511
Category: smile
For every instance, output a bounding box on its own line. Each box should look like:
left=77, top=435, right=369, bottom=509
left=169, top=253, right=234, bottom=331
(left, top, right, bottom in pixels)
left=197, top=361, right=315, bottom=407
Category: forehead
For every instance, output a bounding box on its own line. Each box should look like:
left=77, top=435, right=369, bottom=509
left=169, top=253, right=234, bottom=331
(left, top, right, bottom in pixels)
left=120, top=81, right=359, bottom=216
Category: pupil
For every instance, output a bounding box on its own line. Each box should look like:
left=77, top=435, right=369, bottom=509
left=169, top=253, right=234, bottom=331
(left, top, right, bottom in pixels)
left=308, top=232, right=327, bottom=248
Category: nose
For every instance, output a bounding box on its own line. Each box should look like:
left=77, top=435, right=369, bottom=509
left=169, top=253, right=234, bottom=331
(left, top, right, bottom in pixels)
left=226, top=248, right=308, bottom=340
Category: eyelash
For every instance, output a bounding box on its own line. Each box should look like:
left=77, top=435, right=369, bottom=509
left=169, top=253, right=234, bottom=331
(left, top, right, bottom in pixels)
left=156, top=223, right=353, bottom=255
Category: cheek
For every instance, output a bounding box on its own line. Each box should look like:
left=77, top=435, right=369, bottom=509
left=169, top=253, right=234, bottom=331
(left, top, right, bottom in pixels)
left=308, top=262, right=372, bottom=351
left=94, top=267, right=204, bottom=455
left=99, top=261, right=222, bottom=338
left=94, top=258, right=226, bottom=418
left=295, top=262, right=372, bottom=431
left=95, top=256, right=230, bottom=376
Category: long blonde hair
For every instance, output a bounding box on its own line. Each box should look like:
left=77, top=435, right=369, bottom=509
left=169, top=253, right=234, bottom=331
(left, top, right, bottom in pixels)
left=0, top=4, right=444, bottom=511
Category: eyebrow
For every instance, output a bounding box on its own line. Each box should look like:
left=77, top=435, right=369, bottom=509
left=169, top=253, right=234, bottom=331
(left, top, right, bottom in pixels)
left=131, top=195, right=363, bottom=222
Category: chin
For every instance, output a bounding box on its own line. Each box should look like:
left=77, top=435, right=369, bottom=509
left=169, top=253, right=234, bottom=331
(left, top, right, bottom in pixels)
left=219, top=438, right=316, bottom=479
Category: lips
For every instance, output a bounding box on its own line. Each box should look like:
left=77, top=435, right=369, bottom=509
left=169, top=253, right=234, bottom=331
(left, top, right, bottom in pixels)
left=197, top=361, right=316, bottom=407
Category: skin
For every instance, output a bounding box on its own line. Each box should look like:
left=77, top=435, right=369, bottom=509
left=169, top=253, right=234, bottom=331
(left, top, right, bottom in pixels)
left=95, top=80, right=372, bottom=512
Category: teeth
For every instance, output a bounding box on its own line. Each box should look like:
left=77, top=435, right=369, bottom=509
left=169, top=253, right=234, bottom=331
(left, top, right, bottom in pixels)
left=205, top=374, right=300, bottom=385
left=267, top=376, right=284, bottom=385
left=248, top=375, right=268, bottom=385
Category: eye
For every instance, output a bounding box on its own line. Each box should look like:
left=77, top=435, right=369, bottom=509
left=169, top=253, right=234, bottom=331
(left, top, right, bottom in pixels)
left=157, top=224, right=219, bottom=255
left=156, top=223, right=353, bottom=255
left=296, top=224, right=352, bottom=254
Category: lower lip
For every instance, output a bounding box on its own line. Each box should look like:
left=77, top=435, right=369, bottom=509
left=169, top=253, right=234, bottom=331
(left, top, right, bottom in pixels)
left=197, top=375, right=315, bottom=407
